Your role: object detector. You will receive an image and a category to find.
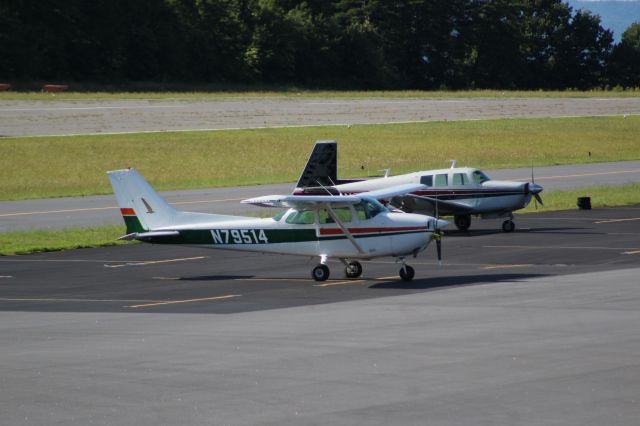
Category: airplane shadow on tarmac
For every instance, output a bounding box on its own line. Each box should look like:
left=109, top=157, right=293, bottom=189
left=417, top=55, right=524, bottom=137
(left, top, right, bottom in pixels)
left=370, top=273, right=546, bottom=290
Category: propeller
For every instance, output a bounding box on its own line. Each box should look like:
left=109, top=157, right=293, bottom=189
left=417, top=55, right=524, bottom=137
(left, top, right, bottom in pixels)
left=432, top=196, right=447, bottom=266
left=529, top=164, right=544, bottom=208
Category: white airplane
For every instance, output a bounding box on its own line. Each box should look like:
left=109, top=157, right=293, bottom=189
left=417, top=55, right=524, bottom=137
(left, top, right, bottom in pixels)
left=107, top=167, right=449, bottom=282
left=294, top=141, right=544, bottom=232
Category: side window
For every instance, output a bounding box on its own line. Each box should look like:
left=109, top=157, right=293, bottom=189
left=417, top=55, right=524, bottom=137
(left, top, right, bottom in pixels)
left=285, top=209, right=316, bottom=225
left=420, top=175, right=433, bottom=186
left=434, top=173, right=448, bottom=186
left=319, top=207, right=352, bottom=224
left=453, top=173, right=469, bottom=186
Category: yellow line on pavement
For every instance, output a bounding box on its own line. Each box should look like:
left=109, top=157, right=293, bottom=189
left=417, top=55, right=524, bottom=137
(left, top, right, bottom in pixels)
left=514, top=169, right=640, bottom=182
left=594, top=217, right=640, bottom=224
left=128, top=294, right=241, bottom=308
left=0, top=198, right=247, bottom=218
left=314, top=279, right=366, bottom=287
left=482, top=264, right=533, bottom=270
left=105, top=256, right=206, bottom=268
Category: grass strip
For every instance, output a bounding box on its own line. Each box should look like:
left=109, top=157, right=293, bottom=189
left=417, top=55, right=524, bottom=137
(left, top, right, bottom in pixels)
left=0, top=225, right=132, bottom=256
left=1, top=116, right=639, bottom=200
left=1, top=184, right=638, bottom=256
left=1, top=89, right=639, bottom=101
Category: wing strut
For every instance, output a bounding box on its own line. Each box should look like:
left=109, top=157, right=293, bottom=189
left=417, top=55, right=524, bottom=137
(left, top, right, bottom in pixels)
left=325, top=204, right=366, bottom=255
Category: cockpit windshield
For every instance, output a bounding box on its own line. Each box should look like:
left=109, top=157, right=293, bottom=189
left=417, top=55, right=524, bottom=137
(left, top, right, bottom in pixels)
left=472, top=170, right=491, bottom=184
left=354, top=197, right=388, bottom=220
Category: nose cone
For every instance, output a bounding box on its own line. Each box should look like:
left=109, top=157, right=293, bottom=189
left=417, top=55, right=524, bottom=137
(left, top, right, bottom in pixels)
left=529, top=182, right=543, bottom=194
left=435, top=218, right=450, bottom=230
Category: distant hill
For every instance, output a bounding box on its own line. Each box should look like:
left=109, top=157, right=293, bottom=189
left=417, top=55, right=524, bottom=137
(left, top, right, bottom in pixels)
left=566, top=1, right=640, bottom=41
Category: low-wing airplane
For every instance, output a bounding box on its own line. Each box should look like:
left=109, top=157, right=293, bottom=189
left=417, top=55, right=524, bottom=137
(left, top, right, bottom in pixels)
left=107, top=168, right=449, bottom=281
left=293, top=141, right=543, bottom=232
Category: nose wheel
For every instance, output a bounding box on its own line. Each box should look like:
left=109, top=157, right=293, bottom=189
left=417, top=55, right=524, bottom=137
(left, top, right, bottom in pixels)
left=344, top=261, right=363, bottom=278
left=501, top=219, right=515, bottom=233
left=399, top=265, right=415, bottom=281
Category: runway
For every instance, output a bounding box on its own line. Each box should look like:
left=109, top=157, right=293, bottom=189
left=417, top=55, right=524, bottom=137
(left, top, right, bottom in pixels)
left=1, top=206, right=639, bottom=425
left=1, top=96, right=639, bottom=137
left=3, top=160, right=640, bottom=232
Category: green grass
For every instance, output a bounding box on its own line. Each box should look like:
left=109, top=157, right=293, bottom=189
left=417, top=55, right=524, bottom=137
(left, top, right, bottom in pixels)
left=0, top=225, right=132, bottom=256
left=521, top=183, right=640, bottom=213
left=1, top=115, right=639, bottom=200
left=2, top=184, right=638, bottom=256
left=1, top=88, right=640, bottom=101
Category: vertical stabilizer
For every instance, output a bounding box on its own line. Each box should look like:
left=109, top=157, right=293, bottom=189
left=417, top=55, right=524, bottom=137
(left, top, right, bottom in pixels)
left=107, top=168, right=177, bottom=232
left=296, top=140, right=337, bottom=189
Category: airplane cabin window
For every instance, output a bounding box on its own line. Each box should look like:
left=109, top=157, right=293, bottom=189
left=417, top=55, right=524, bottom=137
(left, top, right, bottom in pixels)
left=355, top=199, right=386, bottom=220
left=319, top=207, right=352, bottom=224
left=434, top=173, right=448, bottom=186
left=420, top=175, right=433, bottom=186
left=453, top=173, right=469, bottom=185
left=472, top=170, right=490, bottom=184
left=272, top=210, right=287, bottom=221
left=285, top=209, right=316, bottom=224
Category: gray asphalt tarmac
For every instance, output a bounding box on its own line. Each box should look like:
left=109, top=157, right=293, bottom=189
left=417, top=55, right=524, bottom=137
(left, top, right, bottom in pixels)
left=2, top=160, right=640, bottom=232
left=1, top=97, right=639, bottom=137
left=1, top=206, right=639, bottom=425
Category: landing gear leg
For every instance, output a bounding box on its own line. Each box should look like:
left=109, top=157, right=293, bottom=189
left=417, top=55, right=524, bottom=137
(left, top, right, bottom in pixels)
left=343, top=260, right=363, bottom=278
left=454, top=214, right=471, bottom=232
left=398, top=257, right=415, bottom=281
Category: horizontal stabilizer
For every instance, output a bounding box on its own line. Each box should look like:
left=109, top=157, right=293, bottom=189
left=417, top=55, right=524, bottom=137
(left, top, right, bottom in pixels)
left=118, top=230, right=180, bottom=241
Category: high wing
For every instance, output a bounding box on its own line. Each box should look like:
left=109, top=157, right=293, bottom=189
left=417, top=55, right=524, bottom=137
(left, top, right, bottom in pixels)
left=396, top=194, right=474, bottom=215
left=243, top=183, right=426, bottom=208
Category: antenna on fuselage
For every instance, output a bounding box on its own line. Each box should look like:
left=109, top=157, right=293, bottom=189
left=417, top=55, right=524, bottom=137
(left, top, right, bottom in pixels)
left=448, top=160, right=457, bottom=169
left=315, top=179, right=340, bottom=196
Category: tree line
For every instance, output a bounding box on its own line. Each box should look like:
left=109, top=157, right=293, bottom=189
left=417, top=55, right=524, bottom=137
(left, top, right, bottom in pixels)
left=1, top=0, right=639, bottom=90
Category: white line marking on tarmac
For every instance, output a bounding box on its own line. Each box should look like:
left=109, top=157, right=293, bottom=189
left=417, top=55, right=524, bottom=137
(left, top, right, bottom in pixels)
left=128, top=294, right=240, bottom=308
left=0, top=275, right=14, bottom=278
left=0, top=297, right=155, bottom=303
left=104, top=256, right=206, bottom=268
left=622, top=250, right=640, bottom=255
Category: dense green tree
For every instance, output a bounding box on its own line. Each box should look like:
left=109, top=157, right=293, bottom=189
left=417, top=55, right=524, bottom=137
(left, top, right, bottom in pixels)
left=610, top=22, right=640, bottom=87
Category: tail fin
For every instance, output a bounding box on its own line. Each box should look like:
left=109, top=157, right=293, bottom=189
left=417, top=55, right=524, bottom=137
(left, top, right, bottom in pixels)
left=107, top=168, right=176, bottom=233
left=296, top=140, right=337, bottom=189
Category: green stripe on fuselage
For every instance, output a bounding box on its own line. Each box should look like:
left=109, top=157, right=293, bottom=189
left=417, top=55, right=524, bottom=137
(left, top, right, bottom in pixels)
left=141, top=228, right=426, bottom=245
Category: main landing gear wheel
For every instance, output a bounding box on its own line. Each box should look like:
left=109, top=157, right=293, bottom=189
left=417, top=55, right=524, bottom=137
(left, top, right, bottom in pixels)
left=454, top=214, right=471, bottom=231
left=502, top=219, right=515, bottom=233
left=399, top=265, right=415, bottom=281
left=344, top=261, right=363, bottom=278
left=312, top=264, right=330, bottom=282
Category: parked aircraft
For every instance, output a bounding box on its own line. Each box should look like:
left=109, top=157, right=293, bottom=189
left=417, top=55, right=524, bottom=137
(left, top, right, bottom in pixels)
left=294, top=141, right=543, bottom=232
left=108, top=168, right=449, bottom=281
